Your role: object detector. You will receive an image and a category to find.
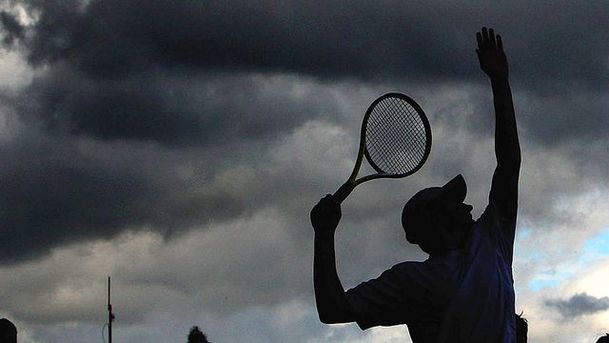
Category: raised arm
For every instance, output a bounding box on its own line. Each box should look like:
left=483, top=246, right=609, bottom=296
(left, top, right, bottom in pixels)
left=476, top=27, right=521, bottom=217
left=311, top=195, right=356, bottom=324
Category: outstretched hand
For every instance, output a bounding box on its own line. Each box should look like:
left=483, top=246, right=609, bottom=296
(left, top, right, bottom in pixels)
left=476, top=27, right=508, bottom=81
left=311, top=195, right=342, bottom=239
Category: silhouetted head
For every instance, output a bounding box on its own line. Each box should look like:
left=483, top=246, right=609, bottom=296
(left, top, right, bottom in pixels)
left=402, top=174, right=474, bottom=255
left=596, top=334, right=609, bottom=343
left=0, top=318, right=17, bottom=343
left=188, top=325, right=210, bottom=343
left=515, top=313, right=528, bottom=343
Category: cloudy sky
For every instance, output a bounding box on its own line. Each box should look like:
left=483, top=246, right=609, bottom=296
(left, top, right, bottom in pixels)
left=0, top=1, right=608, bottom=342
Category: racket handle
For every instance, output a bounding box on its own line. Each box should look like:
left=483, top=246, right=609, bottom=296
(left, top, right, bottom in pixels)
left=333, top=181, right=356, bottom=204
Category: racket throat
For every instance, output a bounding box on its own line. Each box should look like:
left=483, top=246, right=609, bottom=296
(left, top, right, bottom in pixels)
left=333, top=180, right=356, bottom=204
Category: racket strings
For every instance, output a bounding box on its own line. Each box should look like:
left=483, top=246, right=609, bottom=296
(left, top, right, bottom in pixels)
left=386, top=100, right=427, bottom=172
left=374, top=105, right=418, bottom=172
left=369, top=104, right=411, bottom=172
left=365, top=97, right=428, bottom=175
left=380, top=100, right=423, bottom=171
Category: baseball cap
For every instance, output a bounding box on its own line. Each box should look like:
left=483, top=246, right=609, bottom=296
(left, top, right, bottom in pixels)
left=401, top=174, right=467, bottom=244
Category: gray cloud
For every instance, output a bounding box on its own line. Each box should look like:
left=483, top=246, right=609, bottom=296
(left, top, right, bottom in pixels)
left=8, top=67, right=341, bottom=145
left=5, top=0, right=478, bottom=80
left=0, top=72, right=373, bottom=263
left=0, top=11, right=24, bottom=48
left=0, top=2, right=609, bottom=342
left=2, top=1, right=608, bottom=148
left=545, top=292, right=609, bottom=319
left=3, top=1, right=606, bottom=87
left=0, top=126, right=247, bottom=263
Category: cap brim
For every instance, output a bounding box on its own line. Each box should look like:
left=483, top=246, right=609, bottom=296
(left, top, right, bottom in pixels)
left=440, top=174, right=466, bottom=203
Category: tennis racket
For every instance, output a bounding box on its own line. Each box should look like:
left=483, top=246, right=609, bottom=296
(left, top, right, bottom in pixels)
left=333, top=92, right=432, bottom=203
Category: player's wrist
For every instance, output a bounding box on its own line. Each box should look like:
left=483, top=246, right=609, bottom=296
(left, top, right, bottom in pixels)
left=314, top=230, right=336, bottom=242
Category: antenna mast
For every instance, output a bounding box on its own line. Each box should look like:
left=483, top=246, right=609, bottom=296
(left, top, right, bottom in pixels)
left=108, top=276, right=115, bottom=343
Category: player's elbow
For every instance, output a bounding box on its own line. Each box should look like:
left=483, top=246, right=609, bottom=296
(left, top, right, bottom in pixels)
left=318, top=312, right=347, bottom=324
left=317, top=306, right=354, bottom=324
left=317, top=307, right=339, bottom=324
left=318, top=313, right=338, bottom=324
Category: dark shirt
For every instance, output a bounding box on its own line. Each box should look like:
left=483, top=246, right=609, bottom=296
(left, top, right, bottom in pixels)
left=345, top=203, right=516, bottom=343
left=345, top=250, right=464, bottom=342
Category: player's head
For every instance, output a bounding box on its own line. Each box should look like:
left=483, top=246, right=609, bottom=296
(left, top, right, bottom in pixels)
left=0, top=318, right=17, bottom=343
left=596, top=334, right=609, bottom=343
left=401, top=174, right=474, bottom=254
left=515, top=313, right=528, bottom=343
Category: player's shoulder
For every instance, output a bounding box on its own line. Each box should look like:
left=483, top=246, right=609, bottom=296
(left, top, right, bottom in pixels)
left=386, top=260, right=437, bottom=279
left=476, top=202, right=516, bottom=228
left=387, top=259, right=460, bottom=291
left=392, top=260, right=426, bottom=269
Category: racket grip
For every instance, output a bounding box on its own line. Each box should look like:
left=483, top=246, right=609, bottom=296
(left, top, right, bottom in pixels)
left=333, top=181, right=356, bottom=204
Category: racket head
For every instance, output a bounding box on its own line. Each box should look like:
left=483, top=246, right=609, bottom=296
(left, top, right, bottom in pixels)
left=361, top=93, right=432, bottom=178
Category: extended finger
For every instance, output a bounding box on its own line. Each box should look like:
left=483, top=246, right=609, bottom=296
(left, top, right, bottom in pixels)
left=321, top=194, right=339, bottom=208
left=481, top=27, right=489, bottom=45
left=497, top=34, right=504, bottom=51
left=489, top=28, right=496, bottom=48
left=476, top=31, right=482, bottom=49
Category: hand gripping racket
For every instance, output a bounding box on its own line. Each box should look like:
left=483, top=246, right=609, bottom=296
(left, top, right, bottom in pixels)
left=333, top=93, right=432, bottom=203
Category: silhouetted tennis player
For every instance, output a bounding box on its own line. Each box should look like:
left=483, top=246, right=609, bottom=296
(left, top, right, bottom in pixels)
left=311, top=27, right=520, bottom=343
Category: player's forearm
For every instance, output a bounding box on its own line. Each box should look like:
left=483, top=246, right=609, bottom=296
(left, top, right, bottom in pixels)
left=491, top=77, right=521, bottom=168
left=313, top=235, right=354, bottom=324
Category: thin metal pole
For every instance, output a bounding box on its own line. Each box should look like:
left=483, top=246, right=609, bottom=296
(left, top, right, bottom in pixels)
left=108, top=276, right=113, bottom=343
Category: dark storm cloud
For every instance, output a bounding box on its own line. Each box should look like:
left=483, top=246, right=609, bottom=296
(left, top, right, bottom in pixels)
left=2, top=0, right=608, bottom=146
left=14, top=69, right=201, bottom=145
left=0, top=136, right=148, bottom=263
left=1, top=0, right=608, bottom=265
left=9, top=0, right=476, bottom=80
left=0, top=130, right=245, bottom=263
left=545, top=292, right=609, bottom=319
left=0, top=70, right=359, bottom=264
left=6, top=0, right=608, bottom=86
left=8, top=66, right=337, bottom=144
left=0, top=11, right=24, bottom=48
left=516, top=90, right=609, bottom=147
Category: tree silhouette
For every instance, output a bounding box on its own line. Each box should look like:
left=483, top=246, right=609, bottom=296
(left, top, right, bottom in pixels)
left=187, top=326, right=210, bottom=343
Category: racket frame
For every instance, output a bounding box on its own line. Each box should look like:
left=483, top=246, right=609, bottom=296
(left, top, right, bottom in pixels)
left=333, top=92, right=432, bottom=203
